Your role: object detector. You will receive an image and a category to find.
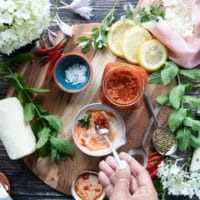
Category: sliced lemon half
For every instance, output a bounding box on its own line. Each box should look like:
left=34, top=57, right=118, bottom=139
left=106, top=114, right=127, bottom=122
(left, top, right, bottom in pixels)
left=107, top=19, right=135, bottom=57
left=137, top=39, right=168, bottom=72
left=121, top=26, right=152, bottom=64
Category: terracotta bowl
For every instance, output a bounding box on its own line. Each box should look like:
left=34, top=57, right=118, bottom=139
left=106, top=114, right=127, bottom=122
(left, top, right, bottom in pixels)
left=54, top=53, right=93, bottom=93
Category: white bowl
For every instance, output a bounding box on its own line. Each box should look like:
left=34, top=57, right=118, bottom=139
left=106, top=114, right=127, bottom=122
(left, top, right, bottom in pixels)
left=72, top=103, right=126, bottom=157
left=71, top=170, right=105, bottom=200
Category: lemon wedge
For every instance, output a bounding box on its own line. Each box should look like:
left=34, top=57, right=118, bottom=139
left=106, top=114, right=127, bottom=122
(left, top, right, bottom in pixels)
left=121, top=26, right=152, bottom=64
left=107, top=19, right=135, bottom=57
left=137, top=39, right=168, bottom=72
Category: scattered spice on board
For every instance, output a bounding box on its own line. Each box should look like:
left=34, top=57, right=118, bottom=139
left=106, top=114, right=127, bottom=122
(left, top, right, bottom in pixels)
left=152, top=128, right=176, bottom=155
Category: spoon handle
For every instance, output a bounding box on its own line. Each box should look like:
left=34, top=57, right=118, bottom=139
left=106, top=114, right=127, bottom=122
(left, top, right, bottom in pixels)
left=144, top=90, right=161, bottom=127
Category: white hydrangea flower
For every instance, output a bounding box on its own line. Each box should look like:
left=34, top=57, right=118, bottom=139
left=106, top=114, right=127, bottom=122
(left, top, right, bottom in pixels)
left=0, top=0, right=50, bottom=55
left=158, top=159, right=200, bottom=198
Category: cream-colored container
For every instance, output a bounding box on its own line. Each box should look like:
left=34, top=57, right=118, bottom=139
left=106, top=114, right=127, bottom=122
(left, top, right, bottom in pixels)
left=0, top=97, right=36, bottom=159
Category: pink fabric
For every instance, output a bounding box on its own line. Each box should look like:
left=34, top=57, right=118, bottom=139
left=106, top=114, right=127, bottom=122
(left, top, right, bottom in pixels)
left=142, top=0, right=200, bottom=68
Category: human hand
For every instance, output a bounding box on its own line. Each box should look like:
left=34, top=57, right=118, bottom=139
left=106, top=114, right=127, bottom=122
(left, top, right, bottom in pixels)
left=98, top=152, right=158, bottom=200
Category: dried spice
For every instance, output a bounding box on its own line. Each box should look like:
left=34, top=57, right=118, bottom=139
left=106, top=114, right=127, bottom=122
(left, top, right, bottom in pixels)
left=152, top=128, right=176, bottom=154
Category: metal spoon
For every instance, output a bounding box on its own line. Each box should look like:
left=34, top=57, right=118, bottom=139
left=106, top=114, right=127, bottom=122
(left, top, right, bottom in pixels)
left=95, top=124, right=127, bottom=169
left=144, top=90, right=177, bottom=156
left=128, top=105, right=161, bottom=167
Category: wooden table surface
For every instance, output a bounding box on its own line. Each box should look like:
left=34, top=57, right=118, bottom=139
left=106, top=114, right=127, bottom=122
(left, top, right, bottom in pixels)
left=0, top=0, right=199, bottom=199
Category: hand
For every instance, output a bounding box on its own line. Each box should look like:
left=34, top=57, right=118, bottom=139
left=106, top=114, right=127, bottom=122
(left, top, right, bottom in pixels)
left=98, top=152, right=158, bottom=200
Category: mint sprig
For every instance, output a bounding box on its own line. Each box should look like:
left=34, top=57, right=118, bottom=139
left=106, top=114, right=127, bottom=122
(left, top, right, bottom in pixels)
left=4, top=71, right=74, bottom=164
left=77, top=0, right=119, bottom=53
left=148, top=61, right=200, bottom=151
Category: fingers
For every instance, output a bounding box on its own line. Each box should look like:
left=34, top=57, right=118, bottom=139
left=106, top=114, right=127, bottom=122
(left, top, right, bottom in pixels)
left=119, top=152, right=154, bottom=187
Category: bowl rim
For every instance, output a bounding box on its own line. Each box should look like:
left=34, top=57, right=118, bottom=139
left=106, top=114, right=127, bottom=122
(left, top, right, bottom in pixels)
left=53, top=52, right=93, bottom=93
left=72, top=103, right=126, bottom=157
left=71, top=170, right=105, bottom=200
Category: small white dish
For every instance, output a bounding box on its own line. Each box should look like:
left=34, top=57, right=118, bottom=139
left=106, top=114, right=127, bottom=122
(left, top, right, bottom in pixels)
left=72, top=103, right=126, bottom=157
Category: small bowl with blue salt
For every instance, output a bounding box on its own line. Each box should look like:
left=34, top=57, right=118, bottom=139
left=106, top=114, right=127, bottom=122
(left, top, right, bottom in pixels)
left=54, top=53, right=93, bottom=93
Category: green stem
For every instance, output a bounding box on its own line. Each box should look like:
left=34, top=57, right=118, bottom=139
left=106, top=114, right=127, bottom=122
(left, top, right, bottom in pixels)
left=177, top=74, right=181, bottom=85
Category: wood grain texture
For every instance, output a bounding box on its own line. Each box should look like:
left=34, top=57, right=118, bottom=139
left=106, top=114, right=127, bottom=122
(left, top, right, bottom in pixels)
left=7, top=23, right=175, bottom=195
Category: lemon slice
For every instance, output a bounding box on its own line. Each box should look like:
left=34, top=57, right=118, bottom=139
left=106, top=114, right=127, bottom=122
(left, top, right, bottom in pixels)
left=121, top=26, right=152, bottom=64
left=107, top=19, right=135, bottom=57
left=137, top=39, right=168, bottom=72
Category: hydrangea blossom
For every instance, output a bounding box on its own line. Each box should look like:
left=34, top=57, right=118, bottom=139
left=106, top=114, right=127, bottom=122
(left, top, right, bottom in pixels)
left=0, top=0, right=50, bottom=55
left=157, top=159, right=200, bottom=199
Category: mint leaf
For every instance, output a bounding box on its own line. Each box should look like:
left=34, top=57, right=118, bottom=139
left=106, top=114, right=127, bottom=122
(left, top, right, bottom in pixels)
left=176, top=127, right=191, bottom=151
left=31, top=119, right=44, bottom=138
left=77, top=36, right=91, bottom=53
left=161, top=61, right=179, bottom=85
left=26, top=87, right=49, bottom=94
left=148, top=70, right=162, bottom=84
left=182, top=95, right=200, bottom=107
left=169, top=84, right=185, bottom=109
left=156, top=93, right=171, bottom=106
left=43, top=115, right=63, bottom=131
left=179, top=68, right=200, bottom=79
left=168, top=108, right=187, bottom=132
left=183, top=117, right=200, bottom=131
left=39, top=142, right=50, bottom=157
left=50, top=147, right=57, bottom=164
left=24, top=102, right=36, bottom=122
left=190, top=134, right=200, bottom=148
left=78, top=113, right=92, bottom=128
left=50, top=137, right=74, bottom=155
left=35, top=128, right=50, bottom=149
left=9, top=53, right=35, bottom=65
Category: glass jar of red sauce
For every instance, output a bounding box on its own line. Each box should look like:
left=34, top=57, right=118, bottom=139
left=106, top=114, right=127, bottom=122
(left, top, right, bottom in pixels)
left=100, top=62, right=147, bottom=110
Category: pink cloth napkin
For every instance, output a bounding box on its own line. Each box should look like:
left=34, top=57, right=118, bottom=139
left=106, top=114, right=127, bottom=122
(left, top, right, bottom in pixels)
left=142, top=0, right=200, bottom=68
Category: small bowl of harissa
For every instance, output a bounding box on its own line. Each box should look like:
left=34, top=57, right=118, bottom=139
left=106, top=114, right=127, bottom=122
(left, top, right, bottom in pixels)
left=72, top=103, right=126, bottom=157
left=71, top=170, right=105, bottom=200
left=54, top=52, right=93, bottom=93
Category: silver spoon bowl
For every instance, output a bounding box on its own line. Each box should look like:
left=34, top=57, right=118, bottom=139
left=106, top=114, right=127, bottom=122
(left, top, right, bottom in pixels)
left=144, top=90, right=177, bottom=156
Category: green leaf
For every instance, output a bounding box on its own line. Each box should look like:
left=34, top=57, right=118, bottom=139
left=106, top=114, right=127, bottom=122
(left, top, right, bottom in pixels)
left=39, top=142, right=50, bottom=157
left=190, top=134, right=200, bottom=148
left=35, top=103, right=48, bottom=115
left=31, top=119, right=44, bottom=138
left=26, top=87, right=49, bottom=94
left=50, top=147, right=58, bottom=164
left=183, top=117, right=200, bottom=131
left=168, top=108, right=187, bottom=132
left=78, top=113, right=92, bottom=128
left=179, top=68, right=200, bottom=79
left=176, top=127, right=191, bottom=151
left=24, top=102, right=36, bottom=122
left=182, top=95, right=200, bottom=107
left=0, top=64, right=7, bottom=73
left=17, top=91, right=27, bottom=106
left=148, top=71, right=162, bottom=84
left=156, top=93, right=171, bottom=106
left=9, top=53, right=35, bottom=65
left=77, top=36, right=91, bottom=53
left=35, top=128, right=50, bottom=149
left=169, top=84, right=185, bottom=108
left=161, top=61, right=179, bottom=85
left=50, top=137, right=74, bottom=155
left=43, top=115, right=63, bottom=131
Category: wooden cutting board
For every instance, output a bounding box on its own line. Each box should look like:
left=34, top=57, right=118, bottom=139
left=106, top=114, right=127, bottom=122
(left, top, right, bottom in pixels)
left=7, top=0, right=174, bottom=194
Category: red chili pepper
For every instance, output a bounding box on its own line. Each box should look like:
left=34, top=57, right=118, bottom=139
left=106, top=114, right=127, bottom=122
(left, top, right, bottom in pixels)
left=148, top=151, right=160, bottom=158
left=150, top=168, right=158, bottom=179
left=45, top=50, right=61, bottom=80
left=146, top=159, right=162, bottom=171
left=35, top=47, right=52, bottom=55
left=148, top=155, right=163, bottom=163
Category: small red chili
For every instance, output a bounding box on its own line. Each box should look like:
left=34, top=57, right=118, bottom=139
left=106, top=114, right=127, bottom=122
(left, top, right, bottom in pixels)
left=35, top=47, right=52, bottom=55
left=149, top=168, right=158, bottom=179
left=45, top=50, right=61, bottom=80
left=148, top=155, right=163, bottom=163
left=148, top=151, right=160, bottom=158
left=146, top=159, right=162, bottom=171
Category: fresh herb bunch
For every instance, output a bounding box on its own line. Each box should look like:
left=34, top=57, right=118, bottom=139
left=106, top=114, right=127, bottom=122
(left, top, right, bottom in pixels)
left=121, top=3, right=134, bottom=19
left=78, top=113, right=92, bottom=128
left=148, top=61, right=200, bottom=151
left=1, top=54, right=74, bottom=164
left=135, top=5, right=165, bottom=23
left=77, top=0, right=119, bottom=53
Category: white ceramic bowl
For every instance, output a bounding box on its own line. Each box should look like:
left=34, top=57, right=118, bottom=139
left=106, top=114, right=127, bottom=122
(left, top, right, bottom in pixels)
left=71, top=170, right=105, bottom=200
left=72, top=103, right=126, bottom=157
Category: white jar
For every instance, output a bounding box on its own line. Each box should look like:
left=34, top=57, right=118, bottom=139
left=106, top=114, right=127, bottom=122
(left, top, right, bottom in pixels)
left=0, top=97, right=36, bottom=159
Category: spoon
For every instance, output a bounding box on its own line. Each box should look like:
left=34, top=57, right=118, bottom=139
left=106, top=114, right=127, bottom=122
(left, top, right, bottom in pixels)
left=128, top=105, right=161, bottom=168
left=95, top=124, right=127, bottom=169
left=144, top=90, right=177, bottom=156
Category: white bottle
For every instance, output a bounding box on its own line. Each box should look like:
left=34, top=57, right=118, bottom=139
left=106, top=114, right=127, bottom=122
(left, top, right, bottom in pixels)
left=0, top=97, right=36, bottom=160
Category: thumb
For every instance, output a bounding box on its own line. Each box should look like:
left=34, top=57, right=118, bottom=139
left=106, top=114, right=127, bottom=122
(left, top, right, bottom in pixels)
left=110, top=163, right=132, bottom=200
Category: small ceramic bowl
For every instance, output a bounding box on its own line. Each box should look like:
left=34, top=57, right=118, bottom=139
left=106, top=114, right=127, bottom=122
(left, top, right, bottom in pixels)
left=71, top=170, right=105, bottom=200
left=54, top=53, right=93, bottom=93
left=72, top=103, right=126, bottom=157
